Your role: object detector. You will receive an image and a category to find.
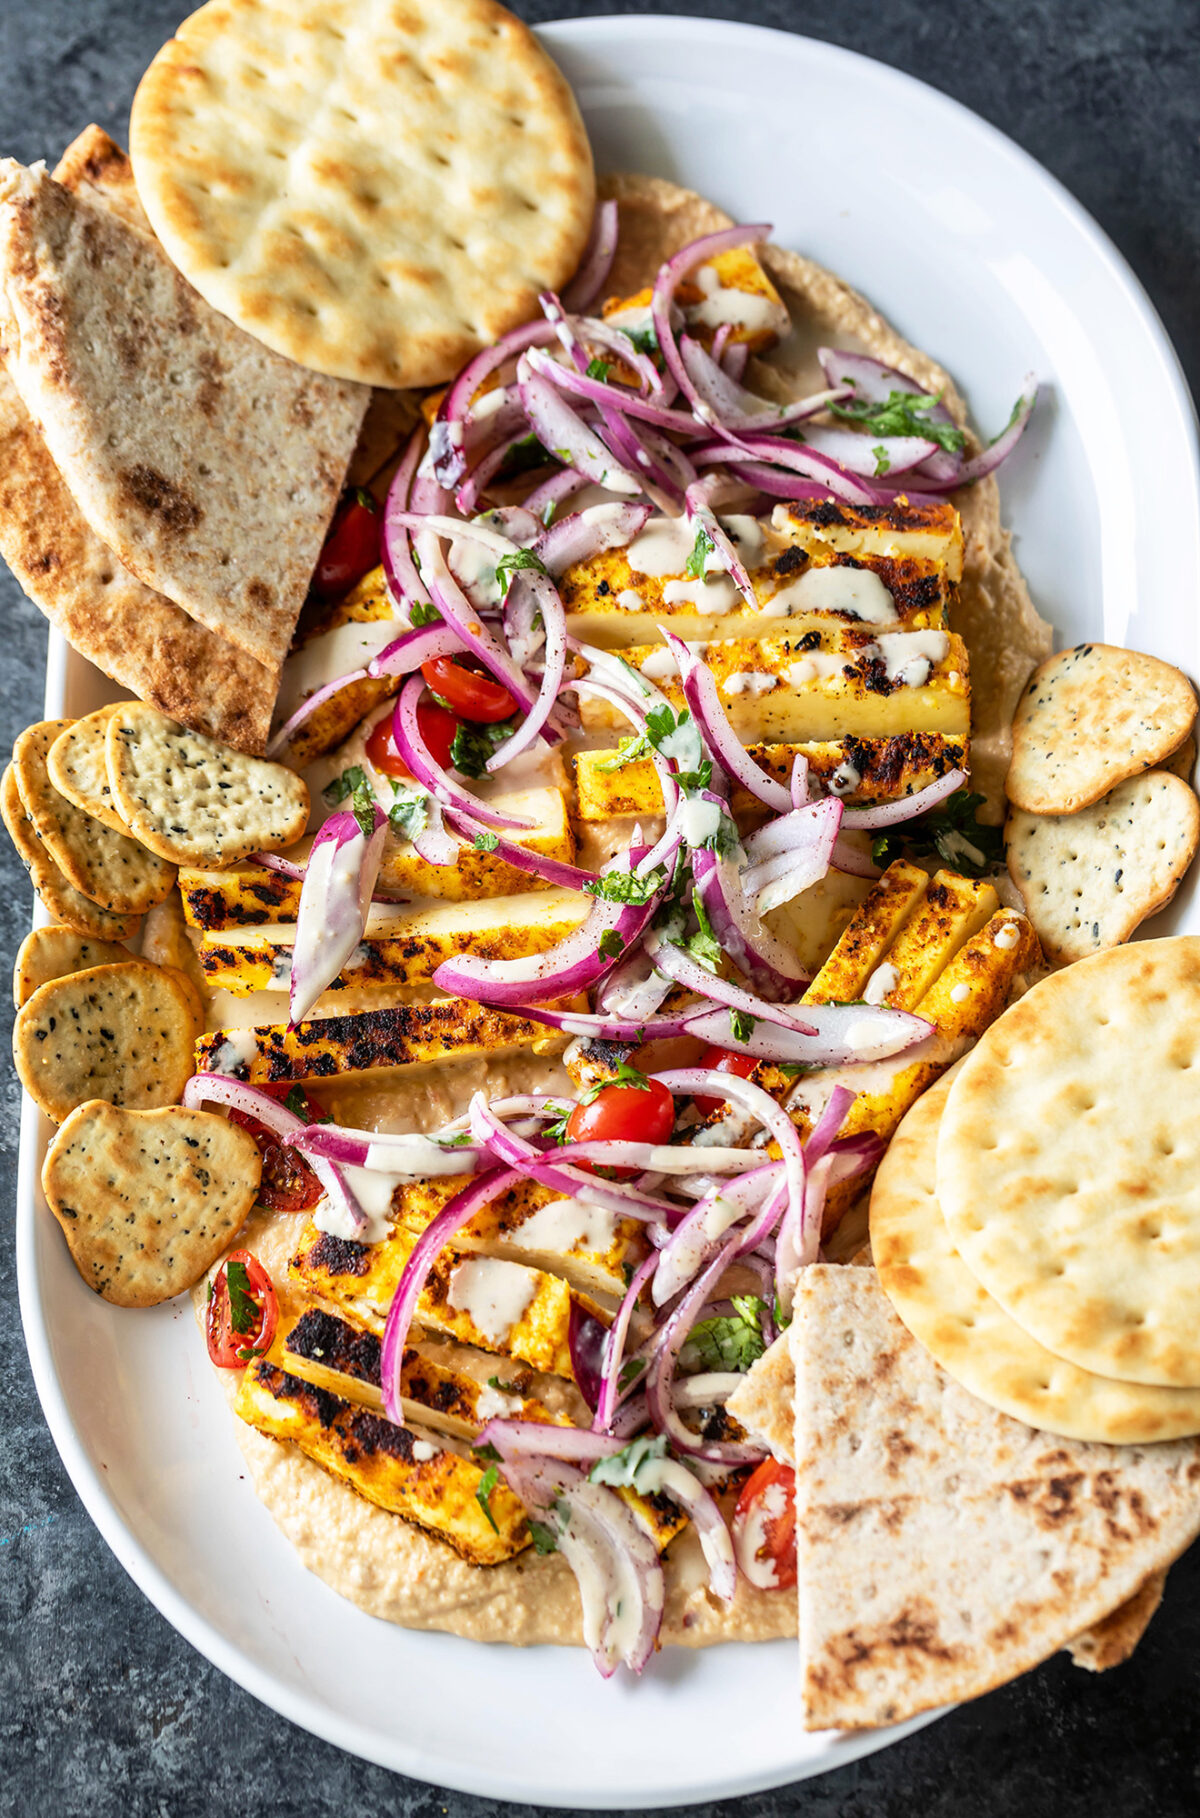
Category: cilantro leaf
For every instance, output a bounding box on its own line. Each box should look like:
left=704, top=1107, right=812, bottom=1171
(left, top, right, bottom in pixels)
left=729, top=1008, right=756, bottom=1043
left=686, top=886, right=722, bottom=973
left=872, top=443, right=891, bottom=476
left=828, top=387, right=966, bottom=455
left=645, top=704, right=712, bottom=794
left=619, top=1355, right=647, bottom=1392
left=322, top=763, right=366, bottom=809
left=577, top=1060, right=651, bottom=1107
left=407, top=598, right=443, bottom=627
left=450, top=716, right=519, bottom=779
left=282, top=1085, right=310, bottom=1121
left=223, top=1260, right=261, bottom=1339
left=487, top=1375, right=525, bottom=1394
left=528, top=1520, right=559, bottom=1555
left=475, top=1463, right=500, bottom=1533
left=473, top=831, right=500, bottom=853
left=683, top=1294, right=769, bottom=1372
left=685, top=526, right=715, bottom=580
left=598, top=928, right=625, bottom=959
left=495, top=548, right=549, bottom=599
left=595, top=732, right=652, bottom=772
left=870, top=789, right=1003, bottom=879
left=437, top=1130, right=476, bottom=1148
left=583, top=867, right=665, bottom=905
left=387, top=780, right=429, bottom=843
left=586, top=357, right=611, bottom=382
left=499, top=431, right=552, bottom=478
left=589, top=1433, right=669, bottom=1491
left=619, top=322, right=660, bottom=358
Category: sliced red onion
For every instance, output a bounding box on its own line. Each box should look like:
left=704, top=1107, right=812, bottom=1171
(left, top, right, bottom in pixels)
left=432, top=850, right=665, bottom=1005
left=571, top=676, right=681, bottom=821
left=645, top=1236, right=765, bottom=1466
left=714, top=434, right=880, bottom=506
left=517, top=364, right=641, bottom=495
left=568, top=1302, right=611, bottom=1411
left=679, top=332, right=849, bottom=435
left=830, top=836, right=884, bottom=880
left=652, top=1169, right=773, bottom=1307
left=650, top=225, right=770, bottom=442
left=247, top=850, right=307, bottom=881
left=683, top=1002, right=933, bottom=1067
left=839, top=766, right=966, bottom=830
left=475, top=1417, right=623, bottom=1466
left=594, top=943, right=674, bottom=1023
left=562, top=199, right=620, bottom=312
left=523, top=347, right=702, bottom=437
left=367, top=620, right=466, bottom=678
left=406, top=788, right=460, bottom=868
left=503, top=1002, right=702, bottom=1044
left=714, top=461, right=849, bottom=503
left=816, top=347, right=959, bottom=419
left=790, top=753, right=811, bottom=810
left=431, top=320, right=558, bottom=488
left=522, top=466, right=587, bottom=521
left=558, top=1141, right=767, bottom=1176
left=642, top=929, right=816, bottom=1033
left=955, top=375, right=1038, bottom=483
left=775, top=1086, right=854, bottom=1289
left=797, top=425, right=939, bottom=477
left=289, top=806, right=387, bottom=1024
left=466, top=1093, right=676, bottom=1219
left=534, top=500, right=652, bottom=576
left=561, top=1480, right=665, bottom=1675
left=286, top=1123, right=481, bottom=1177
left=414, top=533, right=540, bottom=713
left=182, top=1073, right=365, bottom=1234
left=665, top=630, right=790, bottom=813
left=575, top=316, right=665, bottom=395
left=485, top=568, right=569, bottom=772
left=626, top=1453, right=737, bottom=1602
left=721, top=340, right=749, bottom=383
left=266, top=666, right=371, bottom=760
left=380, top=1167, right=519, bottom=1419
left=741, top=798, right=843, bottom=914
left=655, top=1066, right=808, bottom=1221
left=454, top=421, right=534, bottom=516
left=379, top=426, right=435, bottom=613
left=593, top=1253, right=658, bottom=1432
left=691, top=847, right=810, bottom=1000
left=683, top=472, right=755, bottom=608
left=439, top=807, right=596, bottom=890
left=392, top=674, right=533, bottom=830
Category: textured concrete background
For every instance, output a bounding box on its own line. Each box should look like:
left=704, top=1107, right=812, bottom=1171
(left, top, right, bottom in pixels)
left=0, top=2, right=1197, bottom=1812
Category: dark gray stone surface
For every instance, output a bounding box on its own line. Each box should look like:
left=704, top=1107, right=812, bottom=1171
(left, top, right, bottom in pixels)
left=0, top=1, right=1197, bottom=1811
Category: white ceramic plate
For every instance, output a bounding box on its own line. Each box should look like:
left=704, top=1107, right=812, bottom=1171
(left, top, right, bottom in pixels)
left=17, top=14, right=1200, bottom=1806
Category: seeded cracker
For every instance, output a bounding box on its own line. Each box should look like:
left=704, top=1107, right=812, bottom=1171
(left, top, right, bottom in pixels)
left=1006, top=643, right=1197, bottom=815
left=937, top=939, right=1200, bottom=1388
left=13, top=926, right=131, bottom=1009
left=871, top=1075, right=1200, bottom=1442
left=0, top=764, right=140, bottom=941
left=14, top=720, right=176, bottom=914
left=129, top=0, right=594, bottom=390
left=46, top=706, right=129, bottom=834
left=1006, top=771, right=1200, bottom=965
left=42, top=1101, right=261, bottom=1306
left=106, top=703, right=309, bottom=868
left=13, top=959, right=199, bottom=1124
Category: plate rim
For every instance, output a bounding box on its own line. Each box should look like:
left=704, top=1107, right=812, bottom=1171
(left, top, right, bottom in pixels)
left=14, top=12, right=1200, bottom=1804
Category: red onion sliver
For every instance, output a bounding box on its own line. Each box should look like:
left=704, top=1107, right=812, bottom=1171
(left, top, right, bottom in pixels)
left=561, top=199, right=620, bottom=313
left=839, top=767, right=966, bottom=831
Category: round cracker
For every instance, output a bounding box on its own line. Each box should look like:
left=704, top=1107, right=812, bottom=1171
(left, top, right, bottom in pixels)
left=14, top=720, right=176, bottom=914
left=13, top=958, right=199, bottom=1124
left=1006, top=643, right=1197, bottom=815
left=129, top=0, right=595, bottom=389
left=936, top=938, right=1200, bottom=1388
left=13, top=925, right=131, bottom=1009
left=46, top=705, right=128, bottom=834
left=1, top=763, right=140, bottom=942
left=105, top=702, right=309, bottom=868
left=872, top=1075, right=1200, bottom=1442
left=42, top=1102, right=261, bottom=1306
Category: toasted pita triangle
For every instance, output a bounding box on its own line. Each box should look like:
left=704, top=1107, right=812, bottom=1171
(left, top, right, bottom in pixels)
left=789, top=1267, right=1200, bottom=1730
left=0, top=156, right=367, bottom=672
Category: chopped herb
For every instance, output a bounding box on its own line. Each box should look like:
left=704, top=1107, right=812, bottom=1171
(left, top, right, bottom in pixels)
left=223, top=1260, right=260, bottom=1339
left=829, top=387, right=966, bottom=456
left=586, top=357, right=612, bottom=382
left=870, top=789, right=1003, bottom=879
left=646, top=703, right=712, bottom=794
left=598, top=928, right=625, bottom=960
left=495, top=548, right=549, bottom=599
left=729, top=1008, right=756, bottom=1043
left=323, top=763, right=377, bottom=838
left=683, top=1293, right=769, bottom=1372
left=872, top=443, right=891, bottom=477
left=234, top=1343, right=267, bottom=1362
left=590, top=1433, right=669, bottom=1491
left=578, top=1060, right=651, bottom=1106
left=775, top=1061, right=817, bottom=1078
left=283, top=1085, right=310, bottom=1121
left=685, top=526, right=715, bottom=580
left=528, top=1520, right=559, bottom=1555
left=387, top=779, right=429, bottom=843
left=450, top=716, right=519, bottom=779
left=774, top=1294, right=792, bottom=1331
left=437, top=1130, right=475, bottom=1148
left=499, top=431, right=552, bottom=478
left=408, top=598, right=442, bottom=627
left=473, top=1440, right=502, bottom=1463
left=595, top=731, right=652, bottom=772
left=686, top=886, right=722, bottom=973
left=476, top=1463, right=500, bottom=1533
left=618, top=1355, right=647, bottom=1392
left=473, top=830, right=501, bottom=853
left=619, top=322, right=660, bottom=358
left=542, top=501, right=557, bottom=527
left=487, top=1375, right=525, bottom=1395
left=583, top=867, right=665, bottom=905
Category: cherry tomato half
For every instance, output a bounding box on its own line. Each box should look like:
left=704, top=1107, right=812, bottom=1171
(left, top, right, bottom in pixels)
left=732, top=1456, right=797, bottom=1591
left=313, top=489, right=381, bottom=601
left=564, top=1078, right=676, bottom=1175
left=206, top=1250, right=279, bottom=1370
left=229, top=1082, right=324, bottom=1213
left=420, top=655, right=517, bottom=724
left=692, top=1045, right=759, bottom=1117
left=366, top=700, right=459, bottom=777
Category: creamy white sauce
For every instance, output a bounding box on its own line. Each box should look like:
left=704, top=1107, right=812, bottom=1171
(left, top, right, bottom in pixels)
left=680, top=796, right=726, bottom=847
left=627, top=515, right=698, bottom=579
left=616, top=589, right=646, bottom=611
left=733, top=1478, right=788, bottom=1589
left=721, top=514, right=767, bottom=569
left=827, top=763, right=862, bottom=796
left=767, top=563, right=897, bottom=626
left=863, top=962, right=900, bottom=1006
left=993, top=921, right=1021, bottom=951
left=690, top=263, right=783, bottom=335
left=447, top=1256, right=537, bottom=1345
left=785, top=652, right=850, bottom=685
left=722, top=670, right=778, bottom=697
left=639, top=647, right=684, bottom=682
left=506, top=1195, right=618, bottom=1258
left=410, top=1437, right=440, bottom=1463
left=662, top=576, right=740, bottom=613
left=474, top=1383, right=523, bottom=1420
left=950, top=982, right=971, bottom=1004
left=208, top=1028, right=259, bottom=1075
left=869, top=629, right=950, bottom=689
left=274, top=618, right=401, bottom=723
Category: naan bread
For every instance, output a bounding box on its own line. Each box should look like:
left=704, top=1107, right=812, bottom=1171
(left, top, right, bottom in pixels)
left=0, top=157, right=368, bottom=672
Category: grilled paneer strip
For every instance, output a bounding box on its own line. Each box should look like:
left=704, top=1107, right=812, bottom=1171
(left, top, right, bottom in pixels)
left=179, top=788, right=573, bottom=929
left=235, top=1359, right=531, bottom=1565
left=274, top=566, right=399, bottom=768
left=268, top=1300, right=568, bottom=1439
left=772, top=499, right=964, bottom=574
left=289, top=1222, right=611, bottom=1382
left=197, top=887, right=591, bottom=995
left=194, top=996, right=570, bottom=1084
left=574, top=734, right=970, bottom=822
left=602, top=244, right=790, bottom=354
left=390, top=1174, right=649, bottom=1302
left=579, top=629, right=970, bottom=744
